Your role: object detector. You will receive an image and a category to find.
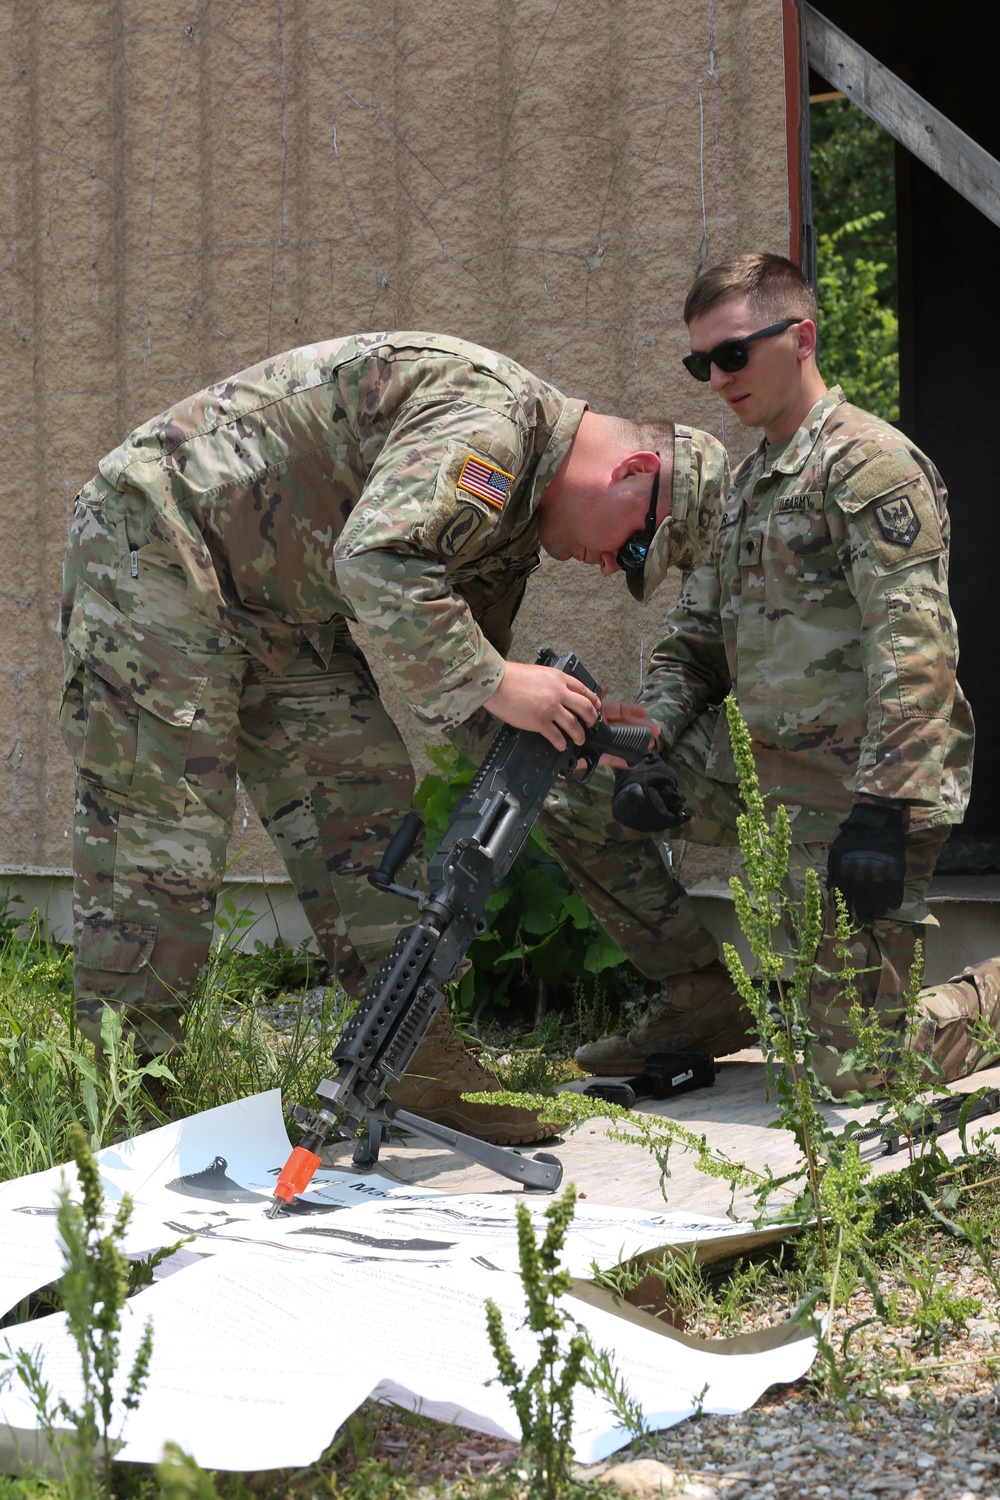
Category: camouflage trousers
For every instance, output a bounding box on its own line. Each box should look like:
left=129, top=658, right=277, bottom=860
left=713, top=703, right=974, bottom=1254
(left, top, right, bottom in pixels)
left=61, top=480, right=426, bottom=1054
left=541, top=711, right=1000, bottom=1097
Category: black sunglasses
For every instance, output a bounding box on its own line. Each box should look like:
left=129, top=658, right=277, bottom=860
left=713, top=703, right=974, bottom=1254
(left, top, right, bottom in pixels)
left=616, top=459, right=661, bottom=575
left=682, top=318, right=802, bottom=382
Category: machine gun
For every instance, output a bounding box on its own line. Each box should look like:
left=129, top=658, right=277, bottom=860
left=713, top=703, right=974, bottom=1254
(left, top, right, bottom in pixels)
left=267, top=648, right=652, bottom=1215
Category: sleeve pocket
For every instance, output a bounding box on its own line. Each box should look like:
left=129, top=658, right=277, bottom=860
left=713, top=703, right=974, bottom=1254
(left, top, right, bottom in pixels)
left=887, top=587, right=954, bottom=719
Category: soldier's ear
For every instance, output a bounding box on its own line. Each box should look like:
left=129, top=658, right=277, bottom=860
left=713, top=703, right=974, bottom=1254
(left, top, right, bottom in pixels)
left=610, top=451, right=659, bottom=484
left=794, top=319, right=818, bottom=363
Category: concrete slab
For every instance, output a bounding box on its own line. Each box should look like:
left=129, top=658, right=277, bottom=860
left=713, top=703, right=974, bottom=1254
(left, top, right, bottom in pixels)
left=9, top=871, right=1000, bottom=985
left=318, top=1052, right=1000, bottom=1223
left=689, top=876, right=1000, bottom=988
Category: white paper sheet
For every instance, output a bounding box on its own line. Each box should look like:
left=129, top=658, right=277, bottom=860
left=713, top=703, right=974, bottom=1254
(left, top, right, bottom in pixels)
left=0, top=1091, right=817, bottom=1470
left=0, top=1091, right=771, bottom=1301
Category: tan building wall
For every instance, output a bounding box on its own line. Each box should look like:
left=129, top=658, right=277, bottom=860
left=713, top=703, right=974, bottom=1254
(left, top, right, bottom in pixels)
left=0, top=0, right=791, bottom=902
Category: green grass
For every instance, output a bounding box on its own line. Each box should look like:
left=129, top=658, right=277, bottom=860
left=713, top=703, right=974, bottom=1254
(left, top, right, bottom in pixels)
left=0, top=898, right=356, bottom=1176
left=0, top=904, right=82, bottom=1178
left=169, top=946, right=355, bottom=1121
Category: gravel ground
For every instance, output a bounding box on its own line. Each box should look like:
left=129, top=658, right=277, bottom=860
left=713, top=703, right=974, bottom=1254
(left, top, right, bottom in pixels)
left=239, top=982, right=341, bottom=1034
left=323, top=1232, right=1000, bottom=1500
left=575, top=1247, right=1000, bottom=1499
left=584, top=1393, right=1000, bottom=1499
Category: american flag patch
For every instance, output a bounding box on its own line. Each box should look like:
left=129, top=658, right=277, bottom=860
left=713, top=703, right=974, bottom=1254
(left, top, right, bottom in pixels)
left=457, top=455, right=514, bottom=509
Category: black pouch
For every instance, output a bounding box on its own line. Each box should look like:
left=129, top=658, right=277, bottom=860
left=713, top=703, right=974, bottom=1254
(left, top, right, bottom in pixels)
left=559, top=1052, right=717, bottom=1111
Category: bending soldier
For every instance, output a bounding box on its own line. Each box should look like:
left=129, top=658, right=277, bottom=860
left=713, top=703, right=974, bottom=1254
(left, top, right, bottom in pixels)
left=60, top=332, right=724, bottom=1140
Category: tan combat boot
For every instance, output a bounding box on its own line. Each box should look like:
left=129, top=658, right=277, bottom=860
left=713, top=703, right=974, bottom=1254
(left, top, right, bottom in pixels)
left=574, top=963, right=754, bottom=1076
left=386, top=1010, right=556, bottom=1145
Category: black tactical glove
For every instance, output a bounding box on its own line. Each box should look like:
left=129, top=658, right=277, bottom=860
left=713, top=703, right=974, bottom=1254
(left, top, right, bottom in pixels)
left=826, top=801, right=907, bottom=924
left=612, top=752, right=689, bottom=833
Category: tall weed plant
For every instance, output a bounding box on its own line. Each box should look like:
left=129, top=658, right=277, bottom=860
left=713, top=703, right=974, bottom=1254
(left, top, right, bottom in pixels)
left=719, top=696, right=959, bottom=1222
left=1, top=1126, right=153, bottom=1498
left=485, top=1184, right=642, bottom=1500
left=474, top=696, right=995, bottom=1397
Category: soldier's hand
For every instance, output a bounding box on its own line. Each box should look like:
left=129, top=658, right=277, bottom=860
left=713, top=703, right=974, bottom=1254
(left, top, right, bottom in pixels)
left=484, top=660, right=600, bottom=751
left=601, top=699, right=655, bottom=729
left=827, top=801, right=907, bottom=924
left=612, top=752, right=689, bottom=832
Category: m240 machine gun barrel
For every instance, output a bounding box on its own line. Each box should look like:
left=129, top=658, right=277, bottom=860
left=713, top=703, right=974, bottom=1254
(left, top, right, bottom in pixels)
left=268, top=648, right=652, bottom=1215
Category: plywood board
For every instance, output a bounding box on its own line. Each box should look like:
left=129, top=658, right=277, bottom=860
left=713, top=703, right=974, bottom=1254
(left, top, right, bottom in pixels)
left=319, top=1050, right=1000, bottom=1222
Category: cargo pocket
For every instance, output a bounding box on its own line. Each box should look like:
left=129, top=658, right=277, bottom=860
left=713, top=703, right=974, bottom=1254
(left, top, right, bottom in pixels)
left=78, top=917, right=157, bottom=979
left=75, top=917, right=160, bottom=1018
left=59, top=581, right=210, bottom=819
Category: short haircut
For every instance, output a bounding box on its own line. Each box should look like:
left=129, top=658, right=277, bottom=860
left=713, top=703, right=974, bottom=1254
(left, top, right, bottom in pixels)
left=606, top=416, right=675, bottom=455
left=683, top=253, right=817, bottom=326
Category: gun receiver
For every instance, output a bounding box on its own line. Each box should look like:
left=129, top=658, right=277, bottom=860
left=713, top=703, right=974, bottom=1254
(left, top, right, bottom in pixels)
left=855, top=1086, right=1000, bottom=1156
left=268, top=648, right=651, bottom=1215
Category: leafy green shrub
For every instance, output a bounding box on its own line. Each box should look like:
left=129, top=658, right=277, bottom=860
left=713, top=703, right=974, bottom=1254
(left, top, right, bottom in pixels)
left=810, top=97, right=896, bottom=300
left=810, top=97, right=899, bottom=422
left=414, top=745, right=645, bottom=1026
left=816, top=212, right=899, bottom=422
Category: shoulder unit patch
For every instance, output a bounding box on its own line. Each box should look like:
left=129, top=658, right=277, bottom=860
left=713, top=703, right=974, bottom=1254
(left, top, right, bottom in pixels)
left=438, top=504, right=486, bottom=557
left=456, top=454, right=514, bottom=509
left=874, top=492, right=921, bottom=547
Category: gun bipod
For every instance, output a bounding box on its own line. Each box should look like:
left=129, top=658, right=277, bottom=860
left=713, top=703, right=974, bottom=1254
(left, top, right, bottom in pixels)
left=352, top=1099, right=564, bottom=1192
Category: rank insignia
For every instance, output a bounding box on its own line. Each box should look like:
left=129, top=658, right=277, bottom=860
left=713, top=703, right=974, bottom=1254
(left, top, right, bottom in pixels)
left=874, top=492, right=921, bottom=547
left=457, top=454, right=514, bottom=509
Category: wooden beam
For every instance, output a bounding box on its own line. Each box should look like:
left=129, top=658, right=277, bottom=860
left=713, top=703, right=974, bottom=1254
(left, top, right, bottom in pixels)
left=804, top=4, right=1000, bottom=231
left=783, top=0, right=817, bottom=285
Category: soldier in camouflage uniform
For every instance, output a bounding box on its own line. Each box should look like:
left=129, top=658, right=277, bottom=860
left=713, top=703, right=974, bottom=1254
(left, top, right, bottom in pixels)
left=59, top=331, right=724, bottom=1142
left=574, top=254, right=1000, bottom=1095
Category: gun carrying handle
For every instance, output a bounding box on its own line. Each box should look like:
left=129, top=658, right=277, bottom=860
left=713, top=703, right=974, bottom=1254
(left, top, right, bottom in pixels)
left=369, top=811, right=424, bottom=891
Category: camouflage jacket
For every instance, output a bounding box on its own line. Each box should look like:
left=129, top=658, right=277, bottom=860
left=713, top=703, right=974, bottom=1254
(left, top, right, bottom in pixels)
left=94, top=334, right=586, bottom=730
left=641, top=388, right=974, bottom=838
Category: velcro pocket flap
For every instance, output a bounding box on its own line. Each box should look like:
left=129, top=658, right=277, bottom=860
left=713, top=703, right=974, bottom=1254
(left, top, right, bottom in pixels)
left=65, top=581, right=208, bottom=727
left=79, top=919, right=156, bottom=974
left=838, top=448, right=914, bottom=512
